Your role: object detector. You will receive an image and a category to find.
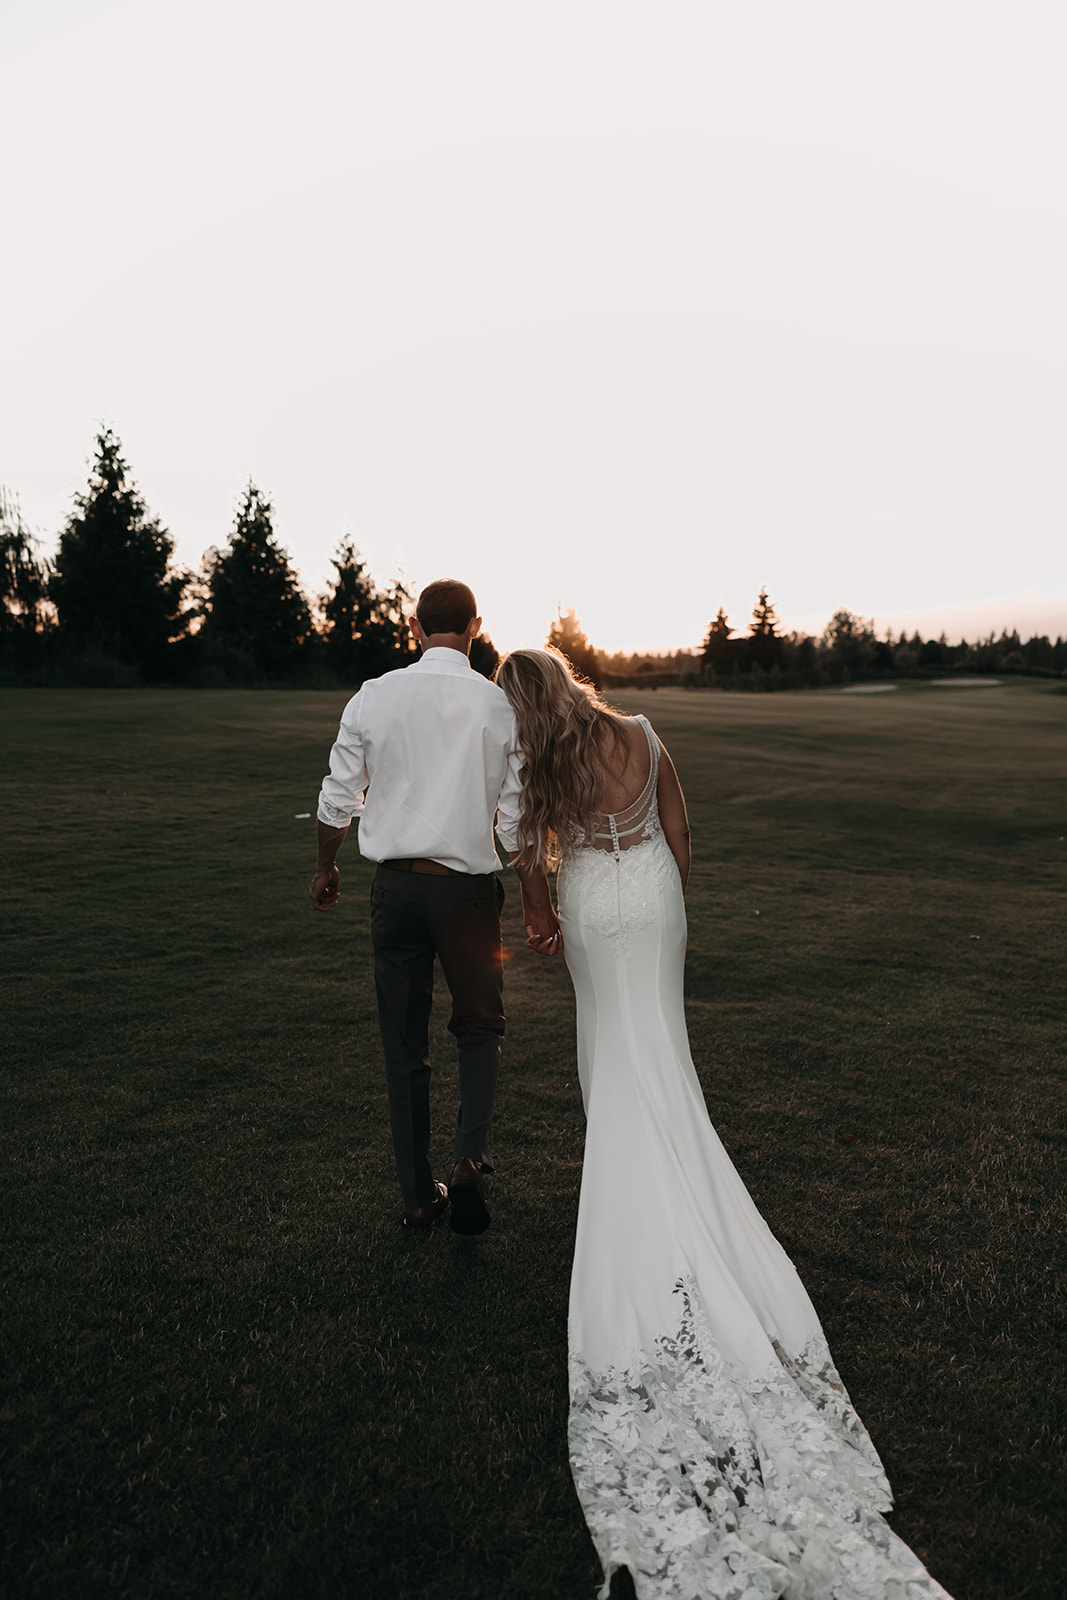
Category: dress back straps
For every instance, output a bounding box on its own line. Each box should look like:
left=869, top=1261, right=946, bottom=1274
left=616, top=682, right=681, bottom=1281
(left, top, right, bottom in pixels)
left=586, top=716, right=660, bottom=856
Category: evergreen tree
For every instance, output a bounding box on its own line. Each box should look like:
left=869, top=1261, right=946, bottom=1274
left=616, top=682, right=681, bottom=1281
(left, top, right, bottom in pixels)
left=701, top=607, right=735, bottom=673
left=547, top=607, right=601, bottom=685
left=0, top=488, right=50, bottom=661
left=747, top=587, right=782, bottom=668
left=202, top=484, right=312, bottom=677
left=49, top=428, right=187, bottom=672
left=319, top=542, right=419, bottom=684
left=321, top=540, right=383, bottom=680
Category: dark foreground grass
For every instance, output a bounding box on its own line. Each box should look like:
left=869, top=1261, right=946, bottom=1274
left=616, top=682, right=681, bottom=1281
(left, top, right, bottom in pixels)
left=1, top=682, right=1065, bottom=1599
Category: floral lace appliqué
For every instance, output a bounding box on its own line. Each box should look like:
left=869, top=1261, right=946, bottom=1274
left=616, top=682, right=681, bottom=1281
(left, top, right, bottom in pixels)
left=559, top=824, right=678, bottom=957
left=569, top=1277, right=954, bottom=1600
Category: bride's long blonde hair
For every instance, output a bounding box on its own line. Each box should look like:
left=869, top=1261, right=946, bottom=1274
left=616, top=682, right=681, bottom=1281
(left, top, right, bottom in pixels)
left=495, top=646, right=620, bottom=870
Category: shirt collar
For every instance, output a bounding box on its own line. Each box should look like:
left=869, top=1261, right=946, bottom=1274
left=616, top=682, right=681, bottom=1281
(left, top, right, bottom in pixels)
left=413, top=646, right=475, bottom=675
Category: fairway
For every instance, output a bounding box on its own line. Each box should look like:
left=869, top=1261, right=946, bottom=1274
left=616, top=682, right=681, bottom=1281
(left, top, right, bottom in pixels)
left=2, top=682, right=1065, bottom=1599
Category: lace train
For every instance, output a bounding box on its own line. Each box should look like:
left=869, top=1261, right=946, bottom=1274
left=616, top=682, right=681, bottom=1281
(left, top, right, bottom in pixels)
left=559, top=714, right=955, bottom=1598
left=570, top=1278, right=952, bottom=1600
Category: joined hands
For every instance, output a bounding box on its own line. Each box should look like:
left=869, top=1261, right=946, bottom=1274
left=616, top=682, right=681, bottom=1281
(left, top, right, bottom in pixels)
left=525, top=921, right=563, bottom=956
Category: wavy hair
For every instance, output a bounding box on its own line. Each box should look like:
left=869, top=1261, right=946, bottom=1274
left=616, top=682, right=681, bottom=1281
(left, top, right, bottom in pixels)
left=495, top=646, right=620, bottom=870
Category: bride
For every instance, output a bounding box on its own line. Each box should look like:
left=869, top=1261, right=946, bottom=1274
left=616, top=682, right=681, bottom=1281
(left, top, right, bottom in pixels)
left=494, top=646, right=954, bottom=1600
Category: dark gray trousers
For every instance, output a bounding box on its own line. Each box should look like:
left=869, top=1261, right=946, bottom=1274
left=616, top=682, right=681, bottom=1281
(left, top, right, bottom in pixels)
left=370, top=865, right=506, bottom=1210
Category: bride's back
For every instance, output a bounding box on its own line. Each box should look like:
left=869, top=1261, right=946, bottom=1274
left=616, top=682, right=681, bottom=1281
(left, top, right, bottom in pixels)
left=593, top=715, right=653, bottom=815
left=580, top=714, right=661, bottom=857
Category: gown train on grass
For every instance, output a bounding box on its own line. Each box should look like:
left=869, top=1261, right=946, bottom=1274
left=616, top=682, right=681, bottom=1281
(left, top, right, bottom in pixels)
left=556, top=715, right=953, bottom=1600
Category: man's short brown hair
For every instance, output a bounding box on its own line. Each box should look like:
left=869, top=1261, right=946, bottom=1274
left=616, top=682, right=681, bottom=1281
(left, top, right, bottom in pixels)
left=416, top=579, right=478, bottom=637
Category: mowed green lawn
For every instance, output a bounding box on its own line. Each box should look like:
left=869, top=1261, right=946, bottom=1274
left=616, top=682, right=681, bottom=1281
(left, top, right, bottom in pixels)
left=2, top=681, right=1064, bottom=1600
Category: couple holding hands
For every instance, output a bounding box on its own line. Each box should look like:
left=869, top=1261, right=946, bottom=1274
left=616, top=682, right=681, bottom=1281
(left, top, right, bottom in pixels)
left=309, top=579, right=952, bottom=1600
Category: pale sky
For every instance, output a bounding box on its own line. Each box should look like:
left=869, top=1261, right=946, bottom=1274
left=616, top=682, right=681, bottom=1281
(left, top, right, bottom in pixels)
left=4, top=0, right=1066, bottom=652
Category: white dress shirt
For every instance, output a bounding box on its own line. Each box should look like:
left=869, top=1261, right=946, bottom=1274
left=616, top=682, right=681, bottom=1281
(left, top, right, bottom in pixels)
left=317, top=647, right=523, bottom=874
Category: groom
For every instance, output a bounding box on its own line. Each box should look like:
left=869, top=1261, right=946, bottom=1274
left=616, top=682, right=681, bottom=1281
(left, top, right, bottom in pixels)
left=309, top=579, right=560, bottom=1235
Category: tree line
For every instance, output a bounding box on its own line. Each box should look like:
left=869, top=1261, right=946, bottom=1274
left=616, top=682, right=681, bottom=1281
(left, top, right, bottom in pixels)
left=549, top=591, right=1067, bottom=691
left=3, top=429, right=1064, bottom=689
left=1, top=429, right=497, bottom=686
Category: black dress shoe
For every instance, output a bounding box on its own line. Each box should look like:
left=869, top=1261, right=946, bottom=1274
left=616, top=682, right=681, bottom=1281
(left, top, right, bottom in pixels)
left=448, top=1158, right=491, bottom=1235
left=402, top=1180, right=449, bottom=1229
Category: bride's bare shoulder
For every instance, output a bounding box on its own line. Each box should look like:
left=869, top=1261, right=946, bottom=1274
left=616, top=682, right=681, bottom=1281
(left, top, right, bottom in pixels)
left=596, top=710, right=639, bottom=754
left=594, top=711, right=653, bottom=801
left=602, top=709, right=644, bottom=737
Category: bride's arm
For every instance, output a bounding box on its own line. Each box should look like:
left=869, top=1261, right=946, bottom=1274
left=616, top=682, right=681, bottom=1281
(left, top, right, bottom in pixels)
left=510, top=856, right=563, bottom=955
left=656, top=741, right=691, bottom=891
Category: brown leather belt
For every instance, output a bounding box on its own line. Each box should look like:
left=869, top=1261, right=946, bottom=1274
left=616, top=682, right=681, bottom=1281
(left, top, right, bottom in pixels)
left=380, top=857, right=466, bottom=877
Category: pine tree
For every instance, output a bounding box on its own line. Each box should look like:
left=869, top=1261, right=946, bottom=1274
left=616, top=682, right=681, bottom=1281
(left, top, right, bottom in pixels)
left=701, top=606, right=734, bottom=672
left=319, top=542, right=418, bottom=683
left=547, top=607, right=601, bottom=685
left=49, top=429, right=187, bottom=673
left=202, top=484, right=312, bottom=677
left=320, top=540, right=383, bottom=680
left=747, top=587, right=782, bottom=669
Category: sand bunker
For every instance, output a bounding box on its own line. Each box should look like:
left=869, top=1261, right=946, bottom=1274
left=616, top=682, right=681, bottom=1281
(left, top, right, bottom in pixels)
left=929, top=677, right=1002, bottom=688
left=840, top=678, right=1004, bottom=694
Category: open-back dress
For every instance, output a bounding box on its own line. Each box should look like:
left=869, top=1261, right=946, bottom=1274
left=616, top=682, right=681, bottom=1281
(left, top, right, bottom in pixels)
left=555, top=714, right=954, bottom=1600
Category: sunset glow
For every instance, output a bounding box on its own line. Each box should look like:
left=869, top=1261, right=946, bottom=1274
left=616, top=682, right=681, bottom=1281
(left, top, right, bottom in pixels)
left=4, top=2, right=1065, bottom=653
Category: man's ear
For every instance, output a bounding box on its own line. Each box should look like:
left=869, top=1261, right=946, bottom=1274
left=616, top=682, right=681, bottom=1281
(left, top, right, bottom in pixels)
left=409, top=616, right=423, bottom=643
left=468, top=615, right=483, bottom=640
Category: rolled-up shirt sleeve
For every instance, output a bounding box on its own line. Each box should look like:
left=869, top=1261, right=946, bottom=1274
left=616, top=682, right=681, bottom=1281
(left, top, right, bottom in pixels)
left=317, top=692, right=369, bottom=828
left=494, top=741, right=524, bottom=857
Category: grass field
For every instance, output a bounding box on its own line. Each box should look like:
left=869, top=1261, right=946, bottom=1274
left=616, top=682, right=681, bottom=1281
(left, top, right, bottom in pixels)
left=2, top=680, right=1065, bottom=1600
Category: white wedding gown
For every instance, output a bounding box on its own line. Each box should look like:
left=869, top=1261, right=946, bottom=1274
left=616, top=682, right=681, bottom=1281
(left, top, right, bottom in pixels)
left=555, top=716, right=954, bottom=1600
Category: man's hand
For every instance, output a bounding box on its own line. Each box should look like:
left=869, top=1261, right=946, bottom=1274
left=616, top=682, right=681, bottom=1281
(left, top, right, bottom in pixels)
left=310, top=822, right=348, bottom=910
left=309, top=864, right=341, bottom=910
